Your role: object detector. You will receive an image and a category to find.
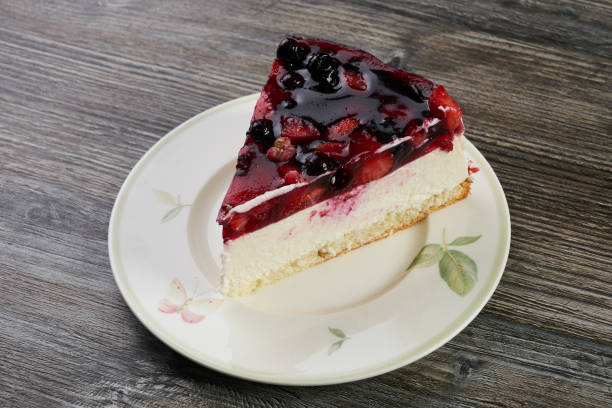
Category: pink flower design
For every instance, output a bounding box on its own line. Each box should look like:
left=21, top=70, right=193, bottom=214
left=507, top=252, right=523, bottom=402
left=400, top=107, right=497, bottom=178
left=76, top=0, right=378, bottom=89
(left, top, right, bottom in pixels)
left=158, top=278, right=223, bottom=324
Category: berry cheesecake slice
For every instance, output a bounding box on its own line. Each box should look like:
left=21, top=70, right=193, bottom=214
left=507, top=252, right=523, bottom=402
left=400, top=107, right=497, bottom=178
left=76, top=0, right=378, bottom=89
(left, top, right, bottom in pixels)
left=217, top=36, right=471, bottom=296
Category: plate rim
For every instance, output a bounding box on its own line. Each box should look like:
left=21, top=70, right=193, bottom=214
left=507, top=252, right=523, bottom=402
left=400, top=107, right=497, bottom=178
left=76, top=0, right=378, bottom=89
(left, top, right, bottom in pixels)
left=108, top=93, right=511, bottom=385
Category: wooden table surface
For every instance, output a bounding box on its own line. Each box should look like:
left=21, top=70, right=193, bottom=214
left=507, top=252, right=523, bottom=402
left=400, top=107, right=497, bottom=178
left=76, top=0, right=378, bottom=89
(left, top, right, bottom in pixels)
left=1, top=1, right=611, bottom=406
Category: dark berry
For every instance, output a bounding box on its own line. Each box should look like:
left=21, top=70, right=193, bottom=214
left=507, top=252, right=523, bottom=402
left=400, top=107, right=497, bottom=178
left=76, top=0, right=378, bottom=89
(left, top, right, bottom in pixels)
left=281, top=99, right=297, bottom=110
left=317, top=71, right=340, bottom=91
left=248, top=119, right=274, bottom=146
left=236, top=153, right=251, bottom=175
left=305, top=153, right=336, bottom=176
left=277, top=38, right=310, bottom=68
left=421, top=110, right=432, bottom=118
left=280, top=72, right=305, bottom=90
left=330, top=168, right=352, bottom=189
left=307, top=53, right=340, bottom=90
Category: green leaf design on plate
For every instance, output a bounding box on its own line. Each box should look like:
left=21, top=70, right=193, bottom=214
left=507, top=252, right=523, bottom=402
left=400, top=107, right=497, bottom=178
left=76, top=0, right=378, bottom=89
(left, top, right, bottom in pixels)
left=153, top=189, right=177, bottom=206
left=407, top=244, right=444, bottom=269
left=328, top=340, right=344, bottom=355
left=448, top=235, right=482, bottom=246
left=328, top=327, right=346, bottom=339
left=439, top=249, right=478, bottom=296
left=161, top=206, right=183, bottom=223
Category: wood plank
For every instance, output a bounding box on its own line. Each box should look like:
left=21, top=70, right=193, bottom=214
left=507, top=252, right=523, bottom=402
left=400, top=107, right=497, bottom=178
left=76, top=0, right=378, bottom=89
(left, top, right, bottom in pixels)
left=0, top=0, right=610, bottom=406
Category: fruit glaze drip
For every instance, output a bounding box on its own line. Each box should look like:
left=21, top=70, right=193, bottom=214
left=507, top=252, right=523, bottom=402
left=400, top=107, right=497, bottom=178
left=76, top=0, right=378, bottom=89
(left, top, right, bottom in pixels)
left=218, top=36, right=463, bottom=241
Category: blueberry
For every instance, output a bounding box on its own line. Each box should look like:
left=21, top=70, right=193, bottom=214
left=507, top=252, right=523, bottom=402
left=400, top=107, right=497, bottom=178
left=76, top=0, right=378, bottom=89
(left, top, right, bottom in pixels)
left=305, top=153, right=336, bottom=176
left=307, top=53, right=340, bottom=90
left=280, top=72, right=305, bottom=90
left=330, top=168, right=351, bottom=189
left=277, top=38, right=310, bottom=68
left=318, top=71, right=339, bottom=91
left=248, top=119, right=274, bottom=146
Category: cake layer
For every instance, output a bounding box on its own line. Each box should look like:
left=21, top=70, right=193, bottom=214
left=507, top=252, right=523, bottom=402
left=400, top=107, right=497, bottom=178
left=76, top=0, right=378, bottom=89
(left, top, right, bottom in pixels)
left=220, top=135, right=470, bottom=296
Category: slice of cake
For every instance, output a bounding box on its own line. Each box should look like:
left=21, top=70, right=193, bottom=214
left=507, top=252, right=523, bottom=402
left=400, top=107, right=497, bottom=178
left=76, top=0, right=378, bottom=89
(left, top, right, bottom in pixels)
left=217, top=36, right=470, bottom=296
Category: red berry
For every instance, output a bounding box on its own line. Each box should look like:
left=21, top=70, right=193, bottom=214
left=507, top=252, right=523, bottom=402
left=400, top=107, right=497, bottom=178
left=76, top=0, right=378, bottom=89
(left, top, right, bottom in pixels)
left=283, top=170, right=301, bottom=184
left=314, top=141, right=349, bottom=161
left=349, top=130, right=382, bottom=156
left=325, top=118, right=360, bottom=140
left=354, top=152, right=394, bottom=185
left=343, top=70, right=367, bottom=91
left=278, top=162, right=300, bottom=176
left=428, top=85, right=462, bottom=132
left=281, top=116, right=321, bottom=143
left=266, top=137, right=296, bottom=162
left=228, top=213, right=249, bottom=232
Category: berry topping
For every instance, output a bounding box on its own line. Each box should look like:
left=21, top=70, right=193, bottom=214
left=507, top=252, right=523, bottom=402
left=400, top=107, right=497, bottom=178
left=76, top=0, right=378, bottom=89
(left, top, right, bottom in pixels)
left=314, top=141, right=349, bottom=161
left=266, top=137, right=296, bottom=162
left=218, top=36, right=463, bottom=242
left=249, top=119, right=275, bottom=146
left=228, top=212, right=249, bottom=233
left=349, top=130, right=382, bottom=156
left=354, top=152, right=394, bottom=185
left=380, top=104, right=410, bottom=118
left=305, top=153, right=336, bottom=176
left=288, top=186, right=326, bottom=212
left=283, top=170, right=301, bottom=184
left=281, top=99, right=297, bottom=109
left=279, top=72, right=305, bottom=90
left=325, top=118, right=360, bottom=140
left=236, top=153, right=251, bottom=175
left=276, top=38, right=310, bottom=68
left=330, top=168, right=352, bottom=189
left=281, top=116, right=321, bottom=143
left=307, top=52, right=341, bottom=91
left=428, top=85, right=462, bottom=131
left=343, top=70, right=367, bottom=91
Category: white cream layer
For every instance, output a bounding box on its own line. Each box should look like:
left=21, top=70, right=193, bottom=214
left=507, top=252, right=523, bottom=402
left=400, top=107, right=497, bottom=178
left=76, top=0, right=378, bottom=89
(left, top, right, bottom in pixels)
left=221, top=135, right=469, bottom=288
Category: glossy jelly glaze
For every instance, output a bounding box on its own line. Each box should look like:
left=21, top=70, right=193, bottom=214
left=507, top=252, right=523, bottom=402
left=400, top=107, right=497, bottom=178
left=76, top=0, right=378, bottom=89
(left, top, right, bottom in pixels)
left=218, top=36, right=463, bottom=242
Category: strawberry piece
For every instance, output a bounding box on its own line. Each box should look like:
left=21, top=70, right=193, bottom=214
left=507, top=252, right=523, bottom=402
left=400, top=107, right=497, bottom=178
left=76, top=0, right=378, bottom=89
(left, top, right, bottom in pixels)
left=281, top=116, right=321, bottom=143
left=315, top=141, right=349, bottom=160
left=228, top=212, right=249, bottom=233
left=343, top=70, right=367, bottom=91
left=428, top=85, right=462, bottom=132
left=349, top=130, right=382, bottom=156
left=325, top=118, right=360, bottom=140
left=354, top=152, right=394, bottom=185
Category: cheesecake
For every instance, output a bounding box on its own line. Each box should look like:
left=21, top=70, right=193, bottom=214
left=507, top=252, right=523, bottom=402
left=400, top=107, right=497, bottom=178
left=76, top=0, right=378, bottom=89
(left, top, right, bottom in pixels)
left=217, top=36, right=470, bottom=296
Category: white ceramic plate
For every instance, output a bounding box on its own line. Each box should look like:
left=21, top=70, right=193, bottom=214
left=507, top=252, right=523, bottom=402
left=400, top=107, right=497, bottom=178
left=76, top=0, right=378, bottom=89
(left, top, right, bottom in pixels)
left=109, top=94, right=510, bottom=385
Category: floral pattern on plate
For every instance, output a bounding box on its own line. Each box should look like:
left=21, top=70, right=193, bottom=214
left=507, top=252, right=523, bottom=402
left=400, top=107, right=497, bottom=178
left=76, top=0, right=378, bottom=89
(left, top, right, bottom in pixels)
left=158, top=278, right=223, bottom=323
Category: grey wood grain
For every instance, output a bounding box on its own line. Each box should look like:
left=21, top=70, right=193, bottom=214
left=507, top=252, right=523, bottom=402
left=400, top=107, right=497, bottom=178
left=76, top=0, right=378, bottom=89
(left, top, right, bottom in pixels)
left=1, top=0, right=611, bottom=407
